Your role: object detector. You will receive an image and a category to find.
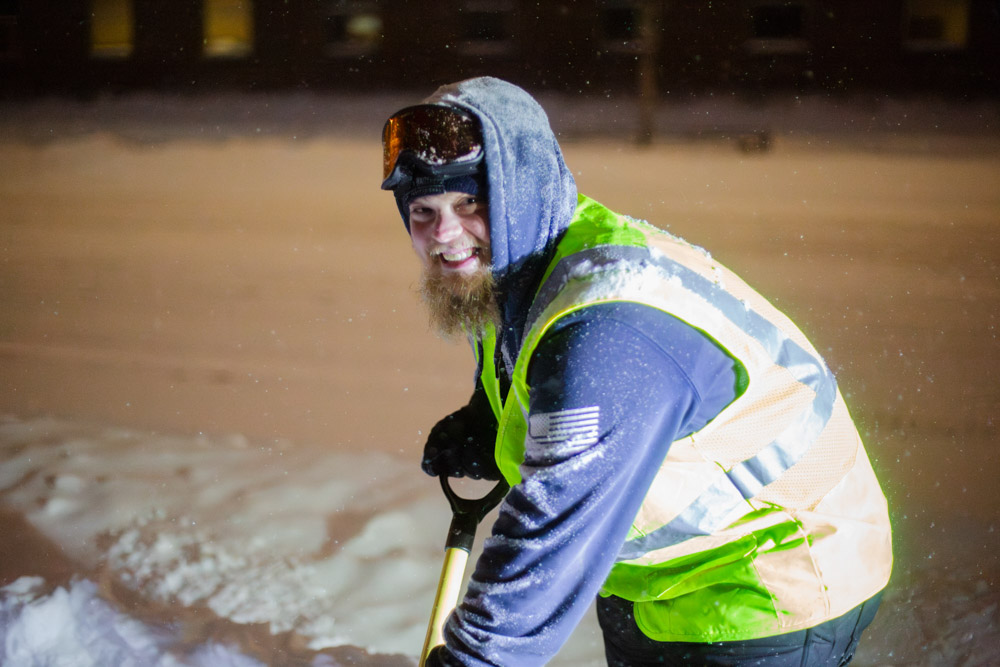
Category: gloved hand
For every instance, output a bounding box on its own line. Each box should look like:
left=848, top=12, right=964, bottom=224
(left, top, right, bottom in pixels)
left=422, top=384, right=500, bottom=480
left=423, top=645, right=449, bottom=667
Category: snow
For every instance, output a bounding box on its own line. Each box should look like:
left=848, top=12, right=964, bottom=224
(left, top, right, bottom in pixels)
left=0, top=416, right=442, bottom=663
left=1, top=91, right=999, bottom=665
left=1, top=577, right=272, bottom=667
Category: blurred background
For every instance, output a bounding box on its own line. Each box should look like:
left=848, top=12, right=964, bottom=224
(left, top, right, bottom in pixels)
left=1, top=2, right=999, bottom=665
left=1, top=0, right=999, bottom=100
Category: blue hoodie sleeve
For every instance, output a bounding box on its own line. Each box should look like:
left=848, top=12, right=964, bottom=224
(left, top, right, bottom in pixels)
left=436, top=302, right=739, bottom=666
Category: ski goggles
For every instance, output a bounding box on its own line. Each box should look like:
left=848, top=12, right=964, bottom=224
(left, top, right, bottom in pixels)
left=381, top=104, right=484, bottom=190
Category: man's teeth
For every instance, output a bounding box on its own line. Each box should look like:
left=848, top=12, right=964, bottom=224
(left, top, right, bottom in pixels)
left=441, top=248, right=475, bottom=262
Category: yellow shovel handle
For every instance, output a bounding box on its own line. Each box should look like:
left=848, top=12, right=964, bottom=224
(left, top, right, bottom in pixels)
left=419, top=546, right=470, bottom=666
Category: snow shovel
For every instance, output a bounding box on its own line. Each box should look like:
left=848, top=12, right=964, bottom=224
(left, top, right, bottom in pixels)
left=419, top=475, right=509, bottom=666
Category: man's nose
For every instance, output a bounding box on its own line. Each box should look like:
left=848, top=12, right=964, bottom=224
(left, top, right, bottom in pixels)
left=431, top=208, right=463, bottom=242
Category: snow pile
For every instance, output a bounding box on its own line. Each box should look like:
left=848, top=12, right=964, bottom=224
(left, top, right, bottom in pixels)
left=0, top=577, right=269, bottom=667
left=0, top=415, right=445, bottom=664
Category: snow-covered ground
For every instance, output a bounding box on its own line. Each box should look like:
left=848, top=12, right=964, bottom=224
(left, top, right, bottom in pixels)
left=0, top=416, right=504, bottom=666
left=1, top=91, right=998, bottom=665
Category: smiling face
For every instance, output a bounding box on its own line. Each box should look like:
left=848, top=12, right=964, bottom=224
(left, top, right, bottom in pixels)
left=408, top=191, right=491, bottom=277
left=407, top=191, right=499, bottom=336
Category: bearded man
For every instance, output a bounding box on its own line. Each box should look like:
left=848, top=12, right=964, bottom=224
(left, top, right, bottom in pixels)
left=382, top=77, right=892, bottom=667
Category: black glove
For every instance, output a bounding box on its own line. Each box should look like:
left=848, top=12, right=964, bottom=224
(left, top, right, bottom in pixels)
left=422, top=384, right=500, bottom=480
left=423, top=645, right=449, bottom=667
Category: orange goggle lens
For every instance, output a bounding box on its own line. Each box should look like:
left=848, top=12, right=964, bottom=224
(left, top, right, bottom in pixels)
left=381, top=105, right=483, bottom=186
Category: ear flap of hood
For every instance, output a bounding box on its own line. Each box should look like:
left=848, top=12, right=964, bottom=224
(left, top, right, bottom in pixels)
left=424, top=77, right=578, bottom=348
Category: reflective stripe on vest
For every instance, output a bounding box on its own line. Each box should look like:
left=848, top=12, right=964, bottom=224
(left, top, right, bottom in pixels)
left=529, top=242, right=838, bottom=562
left=484, top=195, right=892, bottom=641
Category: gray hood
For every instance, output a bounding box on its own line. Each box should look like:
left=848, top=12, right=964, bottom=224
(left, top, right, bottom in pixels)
left=424, top=77, right=578, bottom=357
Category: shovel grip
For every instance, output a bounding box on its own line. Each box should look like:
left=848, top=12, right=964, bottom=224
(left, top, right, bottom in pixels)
left=439, top=475, right=509, bottom=552
left=419, top=476, right=509, bottom=666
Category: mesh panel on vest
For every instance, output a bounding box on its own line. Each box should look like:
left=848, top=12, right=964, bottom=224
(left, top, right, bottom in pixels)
left=757, top=397, right=859, bottom=509
left=692, top=364, right=814, bottom=466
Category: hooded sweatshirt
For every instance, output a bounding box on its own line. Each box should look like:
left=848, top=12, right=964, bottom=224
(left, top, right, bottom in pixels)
left=417, top=78, right=739, bottom=666
left=424, top=77, right=578, bottom=366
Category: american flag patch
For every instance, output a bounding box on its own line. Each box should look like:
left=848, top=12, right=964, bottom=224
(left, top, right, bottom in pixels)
left=528, top=406, right=600, bottom=451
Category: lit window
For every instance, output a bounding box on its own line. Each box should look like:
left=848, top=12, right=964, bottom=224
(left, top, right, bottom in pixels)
left=323, top=1, right=382, bottom=56
left=91, top=0, right=134, bottom=58
left=458, top=0, right=515, bottom=56
left=204, top=0, right=254, bottom=57
left=904, top=0, right=969, bottom=50
left=744, top=2, right=808, bottom=54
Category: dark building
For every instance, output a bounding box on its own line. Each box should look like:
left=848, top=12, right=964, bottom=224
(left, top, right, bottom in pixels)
left=1, top=1, right=998, bottom=97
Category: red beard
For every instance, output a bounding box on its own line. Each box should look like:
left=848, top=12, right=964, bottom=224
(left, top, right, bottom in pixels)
left=419, top=261, right=500, bottom=337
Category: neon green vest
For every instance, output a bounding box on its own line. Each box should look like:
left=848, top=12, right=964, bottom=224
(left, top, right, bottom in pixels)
left=478, top=195, right=892, bottom=643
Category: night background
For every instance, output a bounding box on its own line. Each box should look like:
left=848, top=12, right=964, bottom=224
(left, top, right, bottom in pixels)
left=0, top=2, right=998, bottom=665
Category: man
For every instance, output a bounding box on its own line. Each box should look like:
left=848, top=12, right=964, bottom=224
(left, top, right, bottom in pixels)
left=382, top=77, right=892, bottom=666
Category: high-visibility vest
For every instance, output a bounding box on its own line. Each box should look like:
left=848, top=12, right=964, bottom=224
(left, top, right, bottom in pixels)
left=478, top=195, right=892, bottom=643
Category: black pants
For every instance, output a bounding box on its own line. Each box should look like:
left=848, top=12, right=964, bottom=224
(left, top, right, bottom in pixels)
left=596, top=591, right=883, bottom=667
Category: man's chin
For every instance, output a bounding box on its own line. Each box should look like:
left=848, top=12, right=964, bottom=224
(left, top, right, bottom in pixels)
left=419, top=266, right=500, bottom=337
left=430, top=267, right=483, bottom=297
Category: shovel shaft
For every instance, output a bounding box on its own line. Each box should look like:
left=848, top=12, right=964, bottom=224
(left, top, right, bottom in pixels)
left=419, top=546, right=470, bottom=666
